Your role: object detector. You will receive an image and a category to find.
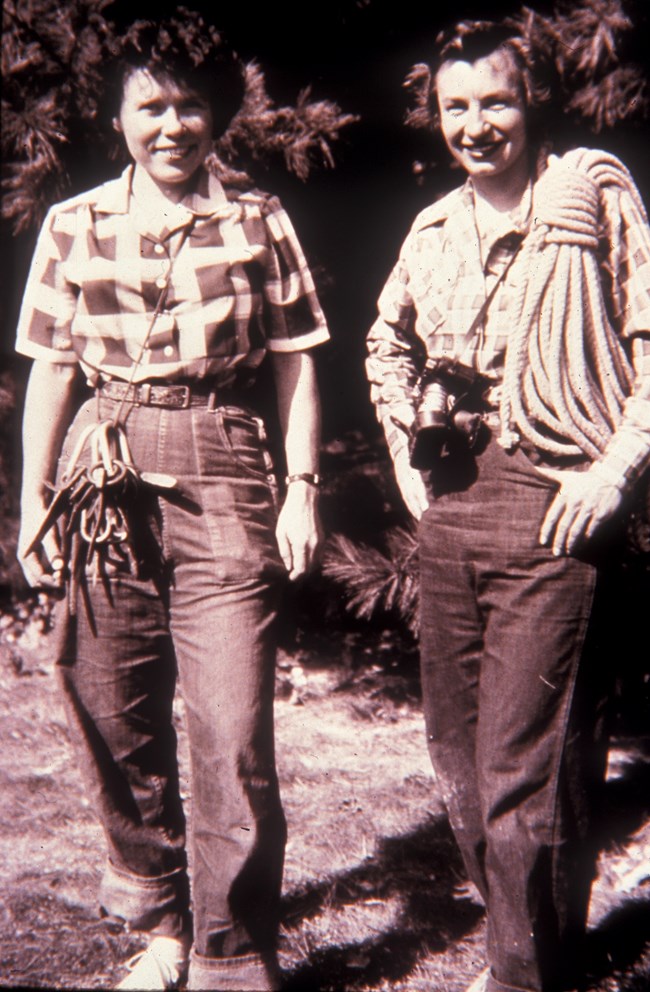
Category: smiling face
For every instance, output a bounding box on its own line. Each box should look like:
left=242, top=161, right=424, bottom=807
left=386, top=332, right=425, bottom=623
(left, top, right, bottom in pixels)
left=117, top=68, right=214, bottom=199
left=436, top=47, right=529, bottom=190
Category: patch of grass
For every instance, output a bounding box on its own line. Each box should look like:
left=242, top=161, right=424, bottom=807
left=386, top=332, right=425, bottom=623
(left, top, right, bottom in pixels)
left=1, top=888, right=145, bottom=989
left=1, top=607, right=649, bottom=991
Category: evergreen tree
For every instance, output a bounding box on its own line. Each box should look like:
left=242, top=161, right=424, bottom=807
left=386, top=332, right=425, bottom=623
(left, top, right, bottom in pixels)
left=2, top=0, right=357, bottom=234
left=405, top=1, right=648, bottom=172
left=325, top=0, right=650, bottom=633
left=3, top=0, right=649, bottom=608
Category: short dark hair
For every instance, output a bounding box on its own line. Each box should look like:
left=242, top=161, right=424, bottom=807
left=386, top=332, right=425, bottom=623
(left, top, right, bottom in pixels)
left=427, top=19, right=553, bottom=135
left=99, top=7, right=246, bottom=147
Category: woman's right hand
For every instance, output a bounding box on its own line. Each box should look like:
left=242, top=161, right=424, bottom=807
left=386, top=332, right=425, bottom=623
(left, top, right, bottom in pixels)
left=393, top=447, right=430, bottom=520
left=17, top=493, right=65, bottom=589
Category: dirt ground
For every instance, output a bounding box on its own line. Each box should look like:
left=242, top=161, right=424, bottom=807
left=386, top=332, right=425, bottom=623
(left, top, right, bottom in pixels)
left=1, top=598, right=649, bottom=992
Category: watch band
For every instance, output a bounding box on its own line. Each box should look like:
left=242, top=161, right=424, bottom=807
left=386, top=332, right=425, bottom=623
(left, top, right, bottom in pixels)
left=285, top=472, right=321, bottom=488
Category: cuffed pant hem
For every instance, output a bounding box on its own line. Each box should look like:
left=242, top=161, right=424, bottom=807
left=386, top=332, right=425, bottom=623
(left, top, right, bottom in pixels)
left=99, top=859, right=190, bottom=936
left=188, top=949, right=281, bottom=991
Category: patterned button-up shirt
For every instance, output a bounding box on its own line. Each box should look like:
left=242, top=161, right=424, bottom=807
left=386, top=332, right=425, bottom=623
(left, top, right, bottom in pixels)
left=16, top=166, right=329, bottom=385
left=366, top=154, right=650, bottom=476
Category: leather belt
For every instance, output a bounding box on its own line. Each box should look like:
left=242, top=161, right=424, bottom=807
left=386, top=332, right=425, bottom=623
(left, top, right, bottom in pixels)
left=97, top=380, right=221, bottom=409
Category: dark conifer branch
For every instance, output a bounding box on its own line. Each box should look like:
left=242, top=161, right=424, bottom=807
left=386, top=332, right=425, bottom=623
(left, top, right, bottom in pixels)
left=2, top=2, right=357, bottom=234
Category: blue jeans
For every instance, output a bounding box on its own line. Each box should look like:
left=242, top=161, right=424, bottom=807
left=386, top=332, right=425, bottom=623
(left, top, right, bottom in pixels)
left=55, top=394, right=287, bottom=976
left=419, top=433, right=612, bottom=992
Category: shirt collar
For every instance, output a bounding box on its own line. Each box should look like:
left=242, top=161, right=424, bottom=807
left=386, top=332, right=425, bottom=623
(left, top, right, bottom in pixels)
left=415, top=143, right=551, bottom=238
left=182, top=167, right=229, bottom=215
left=94, top=167, right=132, bottom=215
left=93, top=164, right=229, bottom=218
left=415, top=180, right=526, bottom=269
left=468, top=179, right=533, bottom=245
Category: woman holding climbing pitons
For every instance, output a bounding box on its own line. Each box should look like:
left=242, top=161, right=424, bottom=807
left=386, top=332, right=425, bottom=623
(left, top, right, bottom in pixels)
left=16, top=10, right=328, bottom=991
left=366, top=18, right=650, bottom=992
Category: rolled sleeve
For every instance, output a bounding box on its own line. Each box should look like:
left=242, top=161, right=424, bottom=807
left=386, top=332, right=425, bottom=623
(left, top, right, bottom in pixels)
left=596, top=394, right=650, bottom=489
left=261, top=197, right=329, bottom=352
left=15, top=205, right=80, bottom=364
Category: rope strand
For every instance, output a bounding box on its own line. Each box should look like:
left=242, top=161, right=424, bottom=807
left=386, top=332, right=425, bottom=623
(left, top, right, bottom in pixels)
left=498, top=149, right=637, bottom=460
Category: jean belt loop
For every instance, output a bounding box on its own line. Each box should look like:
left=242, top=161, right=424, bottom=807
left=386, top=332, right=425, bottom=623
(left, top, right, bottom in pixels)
left=207, top=383, right=218, bottom=413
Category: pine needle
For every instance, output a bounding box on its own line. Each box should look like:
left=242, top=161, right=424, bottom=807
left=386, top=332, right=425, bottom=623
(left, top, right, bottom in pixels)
left=404, top=1, right=648, bottom=138
left=321, top=527, right=420, bottom=636
left=2, top=4, right=357, bottom=234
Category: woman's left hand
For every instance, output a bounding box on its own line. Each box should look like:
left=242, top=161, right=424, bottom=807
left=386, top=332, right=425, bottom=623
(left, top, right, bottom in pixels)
left=538, top=465, right=624, bottom=556
left=276, top=482, right=323, bottom=580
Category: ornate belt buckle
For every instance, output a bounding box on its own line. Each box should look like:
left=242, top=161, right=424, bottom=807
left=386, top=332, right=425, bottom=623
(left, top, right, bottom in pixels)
left=176, top=385, right=191, bottom=408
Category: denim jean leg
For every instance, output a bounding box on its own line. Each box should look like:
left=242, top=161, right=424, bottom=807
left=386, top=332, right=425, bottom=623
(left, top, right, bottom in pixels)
left=419, top=437, right=603, bottom=992
left=419, top=516, right=488, bottom=902
left=476, top=554, right=597, bottom=992
left=57, top=397, right=288, bottom=971
left=58, top=571, right=190, bottom=937
left=155, top=404, right=288, bottom=974
left=188, top=947, right=282, bottom=991
left=170, top=575, right=287, bottom=960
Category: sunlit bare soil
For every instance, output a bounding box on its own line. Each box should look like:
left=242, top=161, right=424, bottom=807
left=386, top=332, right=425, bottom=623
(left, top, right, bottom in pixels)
left=1, top=599, right=649, bottom=991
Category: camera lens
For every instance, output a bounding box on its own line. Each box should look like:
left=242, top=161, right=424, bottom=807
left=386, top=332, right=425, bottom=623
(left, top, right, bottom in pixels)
left=409, top=423, right=450, bottom=468
left=409, top=381, right=451, bottom=468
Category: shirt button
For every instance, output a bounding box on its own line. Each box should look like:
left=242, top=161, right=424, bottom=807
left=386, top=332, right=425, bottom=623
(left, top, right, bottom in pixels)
left=155, top=276, right=167, bottom=288
left=154, top=243, right=165, bottom=254
left=163, top=345, right=174, bottom=356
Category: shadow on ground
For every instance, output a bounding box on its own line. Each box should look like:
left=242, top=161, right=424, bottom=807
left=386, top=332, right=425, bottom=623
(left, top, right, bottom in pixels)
left=280, top=741, right=650, bottom=992
left=582, top=740, right=650, bottom=990
left=280, top=814, right=484, bottom=990
left=585, top=902, right=650, bottom=992
left=598, top=736, right=650, bottom=847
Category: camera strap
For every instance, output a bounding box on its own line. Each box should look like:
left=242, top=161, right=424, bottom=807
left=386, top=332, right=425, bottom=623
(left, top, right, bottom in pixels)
left=457, top=231, right=527, bottom=353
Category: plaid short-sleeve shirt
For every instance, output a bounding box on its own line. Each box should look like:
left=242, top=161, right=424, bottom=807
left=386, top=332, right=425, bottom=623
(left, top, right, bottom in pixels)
left=16, top=166, right=330, bottom=384
left=366, top=151, right=650, bottom=464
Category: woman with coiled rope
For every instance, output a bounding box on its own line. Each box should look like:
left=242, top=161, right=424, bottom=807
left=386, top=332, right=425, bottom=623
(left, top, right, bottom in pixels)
left=15, top=10, right=327, bottom=991
left=366, top=19, right=650, bottom=992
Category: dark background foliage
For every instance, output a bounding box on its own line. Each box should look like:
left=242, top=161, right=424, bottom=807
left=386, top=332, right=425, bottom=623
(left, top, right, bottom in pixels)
left=2, top=0, right=650, bottom=606
left=5, top=0, right=650, bottom=419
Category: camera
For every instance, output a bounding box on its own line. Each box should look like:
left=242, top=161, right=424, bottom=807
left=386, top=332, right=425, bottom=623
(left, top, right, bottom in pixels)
left=409, top=358, right=485, bottom=469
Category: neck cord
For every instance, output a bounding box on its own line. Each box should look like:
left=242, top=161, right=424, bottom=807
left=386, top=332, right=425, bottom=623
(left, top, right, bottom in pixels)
left=109, top=224, right=191, bottom=426
left=470, top=180, right=532, bottom=360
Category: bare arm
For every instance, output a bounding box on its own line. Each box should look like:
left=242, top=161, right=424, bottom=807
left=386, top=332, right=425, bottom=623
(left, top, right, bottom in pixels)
left=271, top=350, right=323, bottom=580
left=18, top=359, right=79, bottom=587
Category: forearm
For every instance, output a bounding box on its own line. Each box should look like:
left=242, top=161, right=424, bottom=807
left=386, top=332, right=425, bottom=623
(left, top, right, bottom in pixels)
left=539, top=338, right=650, bottom=555
left=271, top=351, right=321, bottom=476
left=21, top=360, right=78, bottom=505
left=366, top=318, right=429, bottom=518
left=270, top=350, right=322, bottom=578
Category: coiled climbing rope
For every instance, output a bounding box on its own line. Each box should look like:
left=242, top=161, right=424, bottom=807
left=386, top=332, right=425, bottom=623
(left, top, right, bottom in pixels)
left=498, top=148, right=647, bottom=457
